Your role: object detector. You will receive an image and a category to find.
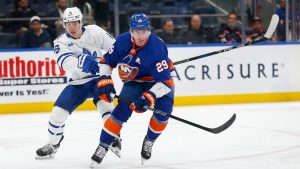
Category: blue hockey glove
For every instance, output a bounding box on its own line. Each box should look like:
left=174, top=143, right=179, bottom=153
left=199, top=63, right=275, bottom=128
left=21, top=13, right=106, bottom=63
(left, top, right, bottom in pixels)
left=97, top=75, right=116, bottom=103
left=78, top=51, right=100, bottom=75
left=130, top=91, right=156, bottom=113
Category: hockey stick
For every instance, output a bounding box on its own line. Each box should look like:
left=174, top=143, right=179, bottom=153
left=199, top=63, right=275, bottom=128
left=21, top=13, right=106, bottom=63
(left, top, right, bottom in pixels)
left=112, top=94, right=236, bottom=134
left=173, top=14, right=279, bottom=65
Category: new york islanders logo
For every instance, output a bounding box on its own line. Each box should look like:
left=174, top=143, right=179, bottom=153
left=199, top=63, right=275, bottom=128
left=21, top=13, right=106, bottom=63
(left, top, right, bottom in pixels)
left=118, top=63, right=139, bottom=81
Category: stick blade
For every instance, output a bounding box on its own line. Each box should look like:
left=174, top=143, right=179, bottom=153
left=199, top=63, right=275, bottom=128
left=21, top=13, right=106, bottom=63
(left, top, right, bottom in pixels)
left=210, top=113, right=236, bottom=134
left=264, top=14, right=279, bottom=39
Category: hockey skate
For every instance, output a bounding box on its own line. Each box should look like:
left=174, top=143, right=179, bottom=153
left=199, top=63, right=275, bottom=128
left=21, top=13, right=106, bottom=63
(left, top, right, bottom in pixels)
left=141, top=136, right=154, bottom=165
left=108, top=137, right=122, bottom=158
left=35, top=135, right=64, bottom=159
left=90, top=145, right=108, bottom=169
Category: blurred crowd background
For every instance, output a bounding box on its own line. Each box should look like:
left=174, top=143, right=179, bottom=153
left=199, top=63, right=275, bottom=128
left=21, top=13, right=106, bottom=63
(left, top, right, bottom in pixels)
left=0, top=0, right=299, bottom=48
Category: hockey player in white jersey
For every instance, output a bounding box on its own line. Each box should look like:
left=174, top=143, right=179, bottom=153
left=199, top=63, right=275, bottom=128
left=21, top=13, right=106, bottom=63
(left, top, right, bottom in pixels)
left=35, top=7, right=121, bottom=159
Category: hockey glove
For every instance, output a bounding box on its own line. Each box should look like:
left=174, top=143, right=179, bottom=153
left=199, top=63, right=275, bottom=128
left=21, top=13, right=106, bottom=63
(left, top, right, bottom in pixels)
left=78, top=53, right=100, bottom=75
left=130, top=91, right=156, bottom=113
left=97, top=75, right=116, bottom=103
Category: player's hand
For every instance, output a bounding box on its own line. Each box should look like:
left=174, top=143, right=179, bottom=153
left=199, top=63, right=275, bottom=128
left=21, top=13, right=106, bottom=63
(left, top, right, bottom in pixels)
left=78, top=53, right=99, bottom=75
left=130, top=91, right=156, bottom=113
left=97, top=75, right=116, bottom=103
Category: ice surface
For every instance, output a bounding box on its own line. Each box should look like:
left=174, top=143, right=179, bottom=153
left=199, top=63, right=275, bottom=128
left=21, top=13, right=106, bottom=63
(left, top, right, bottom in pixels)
left=1, top=101, right=300, bottom=169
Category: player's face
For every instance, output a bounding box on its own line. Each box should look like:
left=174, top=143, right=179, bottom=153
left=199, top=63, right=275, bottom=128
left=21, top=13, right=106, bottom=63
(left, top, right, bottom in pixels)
left=131, top=29, right=150, bottom=47
left=65, top=21, right=82, bottom=38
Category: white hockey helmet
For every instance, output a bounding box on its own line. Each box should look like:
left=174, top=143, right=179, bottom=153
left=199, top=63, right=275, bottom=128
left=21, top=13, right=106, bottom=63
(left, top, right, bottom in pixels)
left=63, top=7, right=83, bottom=27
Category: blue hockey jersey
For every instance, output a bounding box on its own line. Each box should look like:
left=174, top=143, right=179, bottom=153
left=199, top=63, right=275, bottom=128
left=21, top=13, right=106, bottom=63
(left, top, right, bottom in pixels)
left=101, top=32, right=173, bottom=87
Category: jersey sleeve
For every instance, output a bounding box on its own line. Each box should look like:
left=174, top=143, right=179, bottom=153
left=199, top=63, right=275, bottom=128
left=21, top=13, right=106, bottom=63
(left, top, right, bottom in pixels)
left=53, top=38, right=80, bottom=72
left=146, top=42, right=174, bottom=98
left=93, top=25, right=116, bottom=51
left=148, top=44, right=173, bottom=88
left=100, top=36, right=124, bottom=68
left=102, top=30, right=116, bottom=51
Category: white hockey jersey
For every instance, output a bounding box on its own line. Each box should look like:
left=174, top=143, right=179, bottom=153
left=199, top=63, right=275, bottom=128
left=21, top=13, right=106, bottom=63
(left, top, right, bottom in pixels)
left=53, top=25, right=115, bottom=85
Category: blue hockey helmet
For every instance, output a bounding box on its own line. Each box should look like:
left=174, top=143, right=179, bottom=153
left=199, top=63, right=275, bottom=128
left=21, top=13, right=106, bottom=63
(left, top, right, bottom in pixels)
left=129, top=13, right=151, bottom=30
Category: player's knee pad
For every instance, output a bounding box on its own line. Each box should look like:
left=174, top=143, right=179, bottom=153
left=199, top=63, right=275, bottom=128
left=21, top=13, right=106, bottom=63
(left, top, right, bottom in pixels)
left=111, top=101, right=133, bottom=123
left=148, top=115, right=168, bottom=134
left=96, top=100, right=114, bottom=122
left=48, top=106, right=69, bottom=144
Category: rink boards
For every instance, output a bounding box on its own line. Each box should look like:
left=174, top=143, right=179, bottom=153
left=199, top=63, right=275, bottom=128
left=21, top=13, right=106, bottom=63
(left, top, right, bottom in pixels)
left=1, top=43, right=300, bottom=114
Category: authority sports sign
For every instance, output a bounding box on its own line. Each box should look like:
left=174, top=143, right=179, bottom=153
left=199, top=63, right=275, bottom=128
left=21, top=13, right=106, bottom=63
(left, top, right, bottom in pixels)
left=0, top=49, right=67, bottom=105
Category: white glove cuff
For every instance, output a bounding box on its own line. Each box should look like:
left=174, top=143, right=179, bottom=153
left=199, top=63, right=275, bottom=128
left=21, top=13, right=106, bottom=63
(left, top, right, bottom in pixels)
left=100, top=63, right=112, bottom=76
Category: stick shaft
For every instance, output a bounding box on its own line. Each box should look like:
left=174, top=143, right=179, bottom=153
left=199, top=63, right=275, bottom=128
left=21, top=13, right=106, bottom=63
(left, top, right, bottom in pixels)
left=173, top=38, right=266, bottom=65
left=173, top=14, right=280, bottom=65
left=113, top=94, right=235, bottom=134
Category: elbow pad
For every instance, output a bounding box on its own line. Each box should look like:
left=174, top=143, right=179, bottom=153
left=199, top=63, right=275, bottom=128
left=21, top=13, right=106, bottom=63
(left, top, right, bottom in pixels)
left=149, top=82, right=171, bottom=98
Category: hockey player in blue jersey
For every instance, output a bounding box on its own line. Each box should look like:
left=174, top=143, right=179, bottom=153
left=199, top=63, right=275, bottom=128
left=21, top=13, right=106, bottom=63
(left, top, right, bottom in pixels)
left=35, top=7, right=122, bottom=159
left=90, top=13, right=175, bottom=167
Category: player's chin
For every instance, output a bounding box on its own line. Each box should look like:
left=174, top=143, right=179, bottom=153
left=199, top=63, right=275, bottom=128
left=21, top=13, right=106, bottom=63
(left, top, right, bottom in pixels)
left=136, top=41, right=146, bottom=46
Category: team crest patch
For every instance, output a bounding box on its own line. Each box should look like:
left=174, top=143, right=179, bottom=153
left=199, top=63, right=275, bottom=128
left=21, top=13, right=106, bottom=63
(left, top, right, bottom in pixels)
left=118, top=63, right=139, bottom=81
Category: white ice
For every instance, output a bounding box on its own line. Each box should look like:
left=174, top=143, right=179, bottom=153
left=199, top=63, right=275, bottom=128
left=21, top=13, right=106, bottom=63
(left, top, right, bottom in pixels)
left=1, top=101, right=300, bottom=169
